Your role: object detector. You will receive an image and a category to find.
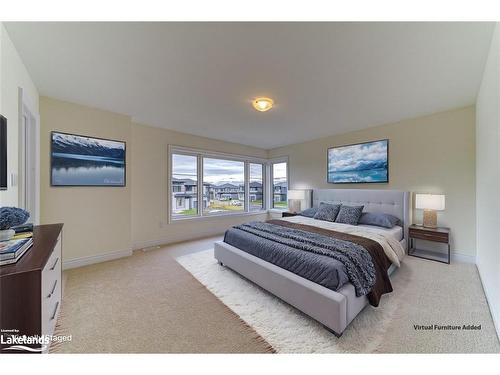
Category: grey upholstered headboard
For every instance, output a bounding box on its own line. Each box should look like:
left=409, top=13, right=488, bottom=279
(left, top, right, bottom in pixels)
left=312, top=189, right=410, bottom=246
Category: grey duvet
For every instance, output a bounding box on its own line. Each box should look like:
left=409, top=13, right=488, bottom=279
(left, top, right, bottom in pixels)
left=224, top=221, right=377, bottom=296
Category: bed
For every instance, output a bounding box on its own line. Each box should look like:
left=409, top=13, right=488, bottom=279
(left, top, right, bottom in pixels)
left=214, top=189, right=410, bottom=336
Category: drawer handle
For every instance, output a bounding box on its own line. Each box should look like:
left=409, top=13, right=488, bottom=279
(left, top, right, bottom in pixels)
left=50, top=301, right=59, bottom=321
left=412, top=232, right=444, bottom=238
left=47, top=279, right=58, bottom=299
left=49, top=257, right=59, bottom=271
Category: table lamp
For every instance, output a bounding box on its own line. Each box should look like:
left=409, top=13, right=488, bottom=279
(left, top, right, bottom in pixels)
left=287, top=190, right=306, bottom=213
left=415, top=193, right=445, bottom=228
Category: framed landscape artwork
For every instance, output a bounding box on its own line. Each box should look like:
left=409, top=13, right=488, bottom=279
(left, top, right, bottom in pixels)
left=51, top=131, right=126, bottom=186
left=327, top=139, right=389, bottom=184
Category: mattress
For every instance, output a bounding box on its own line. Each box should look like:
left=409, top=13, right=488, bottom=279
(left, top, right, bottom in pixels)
left=358, top=224, right=403, bottom=242
left=284, top=215, right=403, bottom=242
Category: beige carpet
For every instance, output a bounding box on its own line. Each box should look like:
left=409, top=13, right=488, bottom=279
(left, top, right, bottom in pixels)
left=51, top=247, right=274, bottom=353
left=178, top=250, right=500, bottom=353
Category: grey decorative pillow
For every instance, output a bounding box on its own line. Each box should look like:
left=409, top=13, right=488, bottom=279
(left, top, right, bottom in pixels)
left=359, top=212, right=401, bottom=228
left=299, top=207, right=318, bottom=218
left=313, top=203, right=341, bottom=222
left=335, top=205, right=364, bottom=225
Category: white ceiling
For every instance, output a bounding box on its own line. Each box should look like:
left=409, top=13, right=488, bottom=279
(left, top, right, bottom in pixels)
left=5, top=22, right=494, bottom=149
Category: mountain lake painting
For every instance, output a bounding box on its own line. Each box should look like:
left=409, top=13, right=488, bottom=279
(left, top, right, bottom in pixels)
left=327, top=139, right=388, bottom=183
left=51, top=132, right=126, bottom=186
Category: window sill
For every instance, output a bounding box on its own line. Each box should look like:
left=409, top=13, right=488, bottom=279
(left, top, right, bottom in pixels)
left=170, top=210, right=268, bottom=223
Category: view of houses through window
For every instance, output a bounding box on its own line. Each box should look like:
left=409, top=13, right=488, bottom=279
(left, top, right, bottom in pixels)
left=203, top=158, right=245, bottom=214
left=171, top=150, right=273, bottom=219
left=272, top=162, right=288, bottom=209
left=249, top=163, right=264, bottom=211
left=171, top=154, right=199, bottom=218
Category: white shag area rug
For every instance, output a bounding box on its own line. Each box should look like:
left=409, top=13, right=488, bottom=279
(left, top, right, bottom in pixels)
left=177, top=249, right=391, bottom=353
left=177, top=249, right=500, bottom=353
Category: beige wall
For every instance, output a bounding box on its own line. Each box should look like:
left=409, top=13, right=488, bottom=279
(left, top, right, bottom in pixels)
left=476, top=23, right=500, bottom=338
left=40, top=97, right=133, bottom=263
left=0, top=24, right=39, bottom=207
left=39, top=97, right=476, bottom=263
left=130, top=122, right=268, bottom=249
left=269, top=106, right=476, bottom=257
left=39, top=97, right=267, bottom=265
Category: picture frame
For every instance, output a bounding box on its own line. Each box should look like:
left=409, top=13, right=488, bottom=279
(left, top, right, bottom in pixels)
left=50, top=131, right=126, bottom=187
left=327, top=139, right=389, bottom=184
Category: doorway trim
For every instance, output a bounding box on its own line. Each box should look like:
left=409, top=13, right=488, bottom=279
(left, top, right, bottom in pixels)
left=18, top=87, right=40, bottom=225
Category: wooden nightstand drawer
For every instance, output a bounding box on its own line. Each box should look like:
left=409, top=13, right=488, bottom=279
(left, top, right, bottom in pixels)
left=409, top=228, right=449, bottom=243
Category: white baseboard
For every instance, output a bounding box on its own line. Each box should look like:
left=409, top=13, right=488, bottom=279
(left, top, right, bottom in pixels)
left=411, top=244, right=476, bottom=263
left=410, top=249, right=476, bottom=263
left=133, top=238, right=172, bottom=251
left=410, top=239, right=476, bottom=264
left=451, top=252, right=476, bottom=264
left=132, top=232, right=224, bottom=251
left=477, top=263, right=500, bottom=343
left=62, top=248, right=133, bottom=270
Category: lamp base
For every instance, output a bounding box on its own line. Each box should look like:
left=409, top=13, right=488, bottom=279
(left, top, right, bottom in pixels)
left=422, top=209, right=437, bottom=228
left=288, top=199, right=301, bottom=214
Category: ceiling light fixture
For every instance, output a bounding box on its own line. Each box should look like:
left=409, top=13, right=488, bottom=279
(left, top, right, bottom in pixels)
left=252, top=97, right=274, bottom=112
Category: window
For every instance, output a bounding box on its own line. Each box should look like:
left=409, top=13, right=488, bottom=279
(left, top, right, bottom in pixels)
left=171, top=154, right=198, bottom=218
left=249, top=163, right=264, bottom=211
left=169, top=146, right=270, bottom=221
left=203, top=158, right=245, bottom=214
left=272, top=162, right=288, bottom=209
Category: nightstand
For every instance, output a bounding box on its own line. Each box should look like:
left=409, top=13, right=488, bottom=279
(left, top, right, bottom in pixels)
left=408, top=224, right=450, bottom=264
left=282, top=212, right=298, bottom=218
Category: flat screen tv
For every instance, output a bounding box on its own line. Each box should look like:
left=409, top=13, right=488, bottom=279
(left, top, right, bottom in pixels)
left=0, top=115, right=7, bottom=190
left=327, top=139, right=389, bottom=184
left=51, top=131, right=126, bottom=187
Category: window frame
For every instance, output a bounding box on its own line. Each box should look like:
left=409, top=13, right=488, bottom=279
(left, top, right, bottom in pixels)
left=168, top=145, right=270, bottom=222
left=248, top=162, right=265, bottom=212
left=170, top=151, right=200, bottom=219
left=269, top=157, right=290, bottom=212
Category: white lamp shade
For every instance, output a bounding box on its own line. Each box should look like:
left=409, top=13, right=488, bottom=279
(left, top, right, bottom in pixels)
left=287, top=190, right=306, bottom=200
left=415, top=194, right=445, bottom=211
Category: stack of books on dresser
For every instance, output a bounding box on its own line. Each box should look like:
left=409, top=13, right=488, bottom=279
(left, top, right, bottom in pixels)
left=0, top=229, right=34, bottom=266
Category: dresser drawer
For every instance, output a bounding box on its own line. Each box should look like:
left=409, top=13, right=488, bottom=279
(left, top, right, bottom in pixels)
left=41, top=237, right=61, bottom=296
left=409, top=228, right=449, bottom=243
left=41, top=235, right=62, bottom=341
left=41, top=277, right=61, bottom=339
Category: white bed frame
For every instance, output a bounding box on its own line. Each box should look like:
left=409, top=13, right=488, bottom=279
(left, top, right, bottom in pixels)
left=214, top=189, right=410, bottom=336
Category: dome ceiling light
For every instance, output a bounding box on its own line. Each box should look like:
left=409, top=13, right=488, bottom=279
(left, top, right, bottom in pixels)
left=252, top=97, right=274, bottom=112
